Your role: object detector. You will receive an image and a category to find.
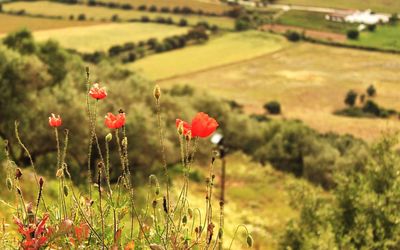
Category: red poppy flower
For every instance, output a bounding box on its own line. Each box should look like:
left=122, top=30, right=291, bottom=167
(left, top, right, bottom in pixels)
left=176, top=119, right=191, bottom=135
left=49, top=114, right=62, bottom=127
left=14, top=214, right=50, bottom=250
left=191, top=112, right=218, bottom=138
left=89, top=83, right=107, bottom=100
left=105, top=112, right=126, bottom=129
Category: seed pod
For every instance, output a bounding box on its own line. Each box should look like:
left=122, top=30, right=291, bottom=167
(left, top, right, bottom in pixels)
left=218, top=228, right=223, bottom=239
left=56, top=168, right=63, bottom=178
left=153, top=85, right=161, bottom=100
left=155, top=187, right=160, bottom=196
left=246, top=234, right=253, bottom=247
left=39, top=177, right=44, bottom=188
left=15, top=168, right=22, bottom=179
left=188, top=208, right=193, bottom=218
left=63, top=185, right=69, bottom=197
left=105, top=133, right=112, bottom=142
left=6, top=178, right=12, bottom=191
left=152, top=200, right=157, bottom=208
left=182, top=215, right=187, bottom=224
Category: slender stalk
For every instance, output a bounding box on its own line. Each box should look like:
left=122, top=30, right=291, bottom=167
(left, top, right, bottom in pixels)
left=228, top=225, right=250, bottom=250
left=155, top=99, right=170, bottom=243
left=85, top=67, right=94, bottom=199
left=98, top=166, right=105, bottom=250
left=14, top=121, right=48, bottom=212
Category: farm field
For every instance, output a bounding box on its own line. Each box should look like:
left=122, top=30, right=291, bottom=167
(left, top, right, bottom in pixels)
left=276, top=10, right=357, bottom=34
left=348, top=25, right=400, bottom=51
left=3, top=1, right=235, bottom=29
left=33, top=22, right=189, bottom=52
left=276, top=0, right=400, bottom=13
left=90, top=0, right=231, bottom=15
left=154, top=40, right=400, bottom=141
left=0, top=13, right=100, bottom=34
left=129, top=31, right=289, bottom=80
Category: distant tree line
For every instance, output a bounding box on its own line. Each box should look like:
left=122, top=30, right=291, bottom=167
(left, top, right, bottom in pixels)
left=82, top=25, right=211, bottom=64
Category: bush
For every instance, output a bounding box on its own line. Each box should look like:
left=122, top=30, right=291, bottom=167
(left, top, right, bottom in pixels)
left=285, top=30, right=301, bottom=42
left=121, top=4, right=133, bottom=10
left=179, top=18, right=188, bottom=27
left=347, top=29, right=359, bottom=40
left=235, top=19, right=251, bottom=31
left=77, top=13, right=86, bottom=21
left=138, top=5, right=147, bottom=11
left=362, top=100, right=381, bottom=116
left=111, top=14, right=119, bottom=22
left=156, top=16, right=166, bottom=23
left=367, top=24, right=376, bottom=32
left=149, top=5, right=157, bottom=12
left=160, top=6, right=170, bottom=13
left=173, top=7, right=181, bottom=13
left=108, top=45, right=122, bottom=56
left=344, top=90, right=357, bottom=107
left=123, top=42, right=135, bottom=51
left=88, top=0, right=96, bottom=6
left=181, top=6, right=193, bottom=14
left=3, top=29, right=36, bottom=55
left=263, top=101, right=281, bottom=114
left=367, top=84, right=376, bottom=97
left=141, top=16, right=150, bottom=22
left=147, top=38, right=158, bottom=49
left=170, top=84, right=195, bottom=96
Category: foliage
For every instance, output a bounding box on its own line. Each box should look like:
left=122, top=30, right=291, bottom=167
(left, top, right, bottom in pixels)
left=285, top=30, right=302, bottom=42
left=344, top=90, right=357, bottom=107
left=264, top=101, right=281, bottom=114
left=280, top=135, right=400, bottom=249
left=347, top=29, right=359, bottom=40
left=367, top=84, right=376, bottom=97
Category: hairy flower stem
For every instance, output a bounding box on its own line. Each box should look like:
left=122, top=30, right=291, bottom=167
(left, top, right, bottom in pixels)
left=155, top=99, right=171, bottom=243
left=14, top=121, right=48, bottom=213
left=228, top=224, right=250, bottom=250
left=98, top=167, right=105, bottom=250
left=105, top=138, right=118, bottom=243
left=85, top=67, right=94, bottom=200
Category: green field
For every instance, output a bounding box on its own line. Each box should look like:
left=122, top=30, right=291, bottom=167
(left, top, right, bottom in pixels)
left=348, top=25, right=400, bottom=51
left=276, top=10, right=357, bottom=34
left=277, top=0, right=400, bottom=13
left=129, top=31, right=288, bottom=80
left=3, top=1, right=234, bottom=29
left=91, top=0, right=231, bottom=15
left=33, top=22, right=189, bottom=52
left=0, top=13, right=100, bottom=34
left=148, top=37, right=400, bottom=141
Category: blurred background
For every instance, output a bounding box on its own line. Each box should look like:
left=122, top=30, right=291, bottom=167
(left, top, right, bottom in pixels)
left=1, top=0, right=400, bottom=249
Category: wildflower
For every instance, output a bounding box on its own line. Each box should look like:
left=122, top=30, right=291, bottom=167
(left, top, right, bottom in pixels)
left=74, top=222, right=90, bottom=243
left=105, top=112, right=126, bottom=129
left=49, top=113, right=62, bottom=127
left=89, top=83, right=107, bottom=100
left=191, top=112, right=218, bottom=138
left=14, top=214, right=50, bottom=250
left=176, top=112, right=218, bottom=138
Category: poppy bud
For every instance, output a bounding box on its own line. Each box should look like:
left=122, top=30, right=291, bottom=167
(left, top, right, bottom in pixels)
left=218, top=228, right=223, bottom=239
left=56, top=168, right=63, bottom=178
left=182, top=215, right=187, bottom=224
left=185, top=131, right=192, bottom=141
left=105, top=133, right=112, bottom=142
left=246, top=234, right=253, bottom=247
left=15, top=168, right=22, bottom=179
left=152, top=200, right=157, bottom=208
left=177, top=121, right=184, bottom=135
left=153, top=85, right=161, bottom=100
left=63, top=185, right=69, bottom=197
left=6, top=178, right=12, bottom=191
left=188, top=208, right=193, bottom=218
left=39, top=177, right=44, bottom=188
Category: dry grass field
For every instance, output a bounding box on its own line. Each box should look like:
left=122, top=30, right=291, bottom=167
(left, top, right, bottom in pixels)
left=0, top=13, right=100, bottom=35
left=33, top=22, right=189, bottom=52
left=3, top=1, right=234, bottom=29
left=151, top=40, right=400, bottom=141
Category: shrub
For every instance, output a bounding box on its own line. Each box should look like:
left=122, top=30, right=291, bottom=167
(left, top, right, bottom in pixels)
left=123, top=42, right=135, bottom=51
left=181, top=6, right=194, bottom=14
left=147, top=38, right=158, bottom=49
left=235, top=19, right=251, bottom=31
left=121, top=4, right=133, bottom=10
left=156, top=16, right=166, bottom=23
left=187, top=27, right=209, bottom=42
left=367, top=84, right=376, bottom=97
left=108, top=45, right=122, bottom=56
left=344, top=90, right=357, bottom=107
left=179, top=18, right=188, bottom=27
left=347, top=29, right=359, bottom=40
left=140, top=16, right=150, bottom=22
left=77, top=13, right=86, bottom=21
left=173, top=6, right=181, bottom=13
left=263, top=101, right=281, bottom=114
left=3, top=29, right=36, bottom=55
left=367, top=24, right=376, bottom=32
left=285, top=30, right=301, bottom=42
left=362, top=100, right=381, bottom=116
left=196, top=21, right=210, bottom=29
left=138, top=5, right=147, bottom=11
left=160, top=7, right=170, bottom=13
left=111, top=14, right=119, bottom=22
left=69, top=14, right=74, bottom=20
left=165, top=17, right=173, bottom=24
left=149, top=5, right=157, bottom=12
left=88, top=0, right=96, bottom=6
left=170, top=84, right=195, bottom=96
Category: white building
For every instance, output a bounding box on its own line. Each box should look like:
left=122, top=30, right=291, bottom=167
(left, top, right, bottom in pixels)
left=326, top=9, right=390, bottom=25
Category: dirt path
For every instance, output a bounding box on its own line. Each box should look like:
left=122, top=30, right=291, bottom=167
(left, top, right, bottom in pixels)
left=260, top=24, right=347, bottom=42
